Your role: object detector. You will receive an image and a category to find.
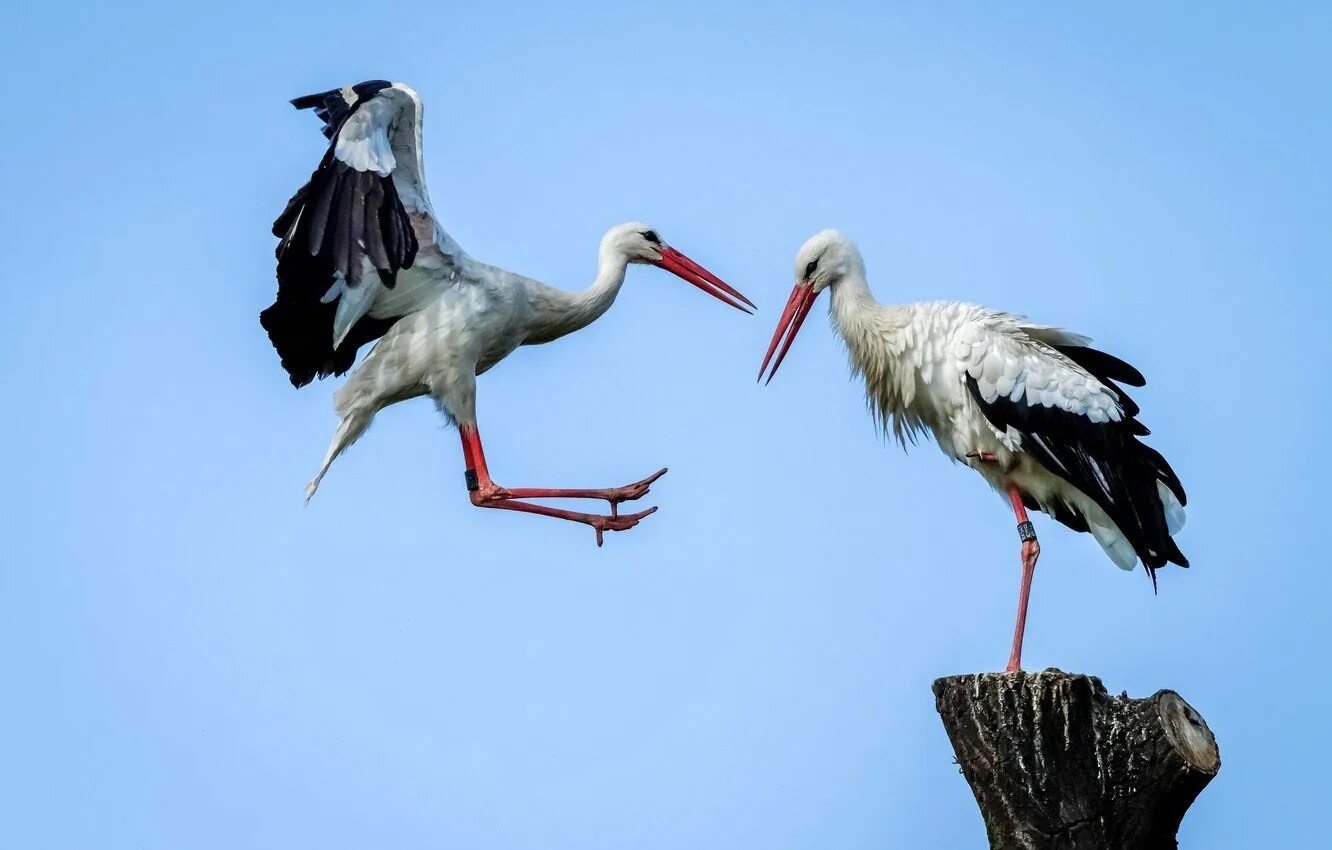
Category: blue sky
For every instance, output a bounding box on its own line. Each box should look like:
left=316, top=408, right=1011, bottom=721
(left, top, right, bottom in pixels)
left=2, top=2, right=1328, bottom=847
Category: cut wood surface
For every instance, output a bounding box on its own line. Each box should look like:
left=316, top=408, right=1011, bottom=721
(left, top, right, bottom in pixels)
left=933, top=670, right=1219, bottom=850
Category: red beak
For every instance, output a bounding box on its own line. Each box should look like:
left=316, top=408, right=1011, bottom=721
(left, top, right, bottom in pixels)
left=757, top=282, right=818, bottom=384
left=654, top=246, right=755, bottom=314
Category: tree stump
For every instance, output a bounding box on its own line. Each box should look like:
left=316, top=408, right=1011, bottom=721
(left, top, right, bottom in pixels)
left=932, top=670, right=1219, bottom=850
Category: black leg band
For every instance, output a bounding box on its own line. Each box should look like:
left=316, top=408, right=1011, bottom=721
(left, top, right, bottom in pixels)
left=464, top=469, right=480, bottom=491
left=1017, top=520, right=1037, bottom=542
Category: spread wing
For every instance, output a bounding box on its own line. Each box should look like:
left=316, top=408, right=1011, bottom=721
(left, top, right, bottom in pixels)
left=957, top=315, right=1187, bottom=578
left=261, top=81, right=454, bottom=387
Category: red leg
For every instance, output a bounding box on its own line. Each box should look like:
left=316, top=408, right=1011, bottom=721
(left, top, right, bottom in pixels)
left=1005, top=486, right=1041, bottom=673
left=458, top=426, right=659, bottom=546
left=503, top=472, right=667, bottom=518
left=461, top=428, right=665, bottom=510
left=472, top=496, right=656, bottom=547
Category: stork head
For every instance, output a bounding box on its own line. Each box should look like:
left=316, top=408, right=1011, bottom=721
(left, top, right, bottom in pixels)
left=601, top=222, right=754, bottom=314
left=758, top=229, right=861, bottom=383
left=795, top=229, right=861, bottom=293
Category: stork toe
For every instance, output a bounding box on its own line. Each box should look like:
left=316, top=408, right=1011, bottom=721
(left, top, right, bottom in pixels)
left=607, top=468, right=669, bottom=514
left=592, top=505, right=658, bottom=547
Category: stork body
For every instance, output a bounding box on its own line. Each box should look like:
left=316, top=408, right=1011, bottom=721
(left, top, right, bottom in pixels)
left=760, top=231, right=1187, bottom=670
left=261, top=81, right=752, bottom=543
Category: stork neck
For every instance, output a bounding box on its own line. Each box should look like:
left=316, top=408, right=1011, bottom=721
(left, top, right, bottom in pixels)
left=828, top=269, right=877, bottom=334
left=828, top=268, right=908, bottom=373
left=529, top=250, right=629, bottom=342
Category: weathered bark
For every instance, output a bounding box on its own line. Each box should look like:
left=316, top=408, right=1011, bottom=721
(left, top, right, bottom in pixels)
left=933, top=670, right=1219, bottom=850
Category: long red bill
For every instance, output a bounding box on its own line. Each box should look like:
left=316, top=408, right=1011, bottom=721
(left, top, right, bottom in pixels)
left=757, top=283, right=817, bottom=384
left=655, top=247, right=755, bottom=314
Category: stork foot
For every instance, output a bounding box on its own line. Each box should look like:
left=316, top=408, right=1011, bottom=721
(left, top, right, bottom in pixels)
left=456, top=427, right=661, bottom=544
left=591, top=506, right=658, bottom=547
left=606, top=468, right=668, bottom=517
left=476, top=468, right=669, bottom=515
left=469, top=489, right=658, bottom=547
left=967, top=450, right=998, bottom=463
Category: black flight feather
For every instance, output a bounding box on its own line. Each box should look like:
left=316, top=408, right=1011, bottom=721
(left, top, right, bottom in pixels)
left=1054, top=344, right=1146, bottom=387
left=1024, top=493, right=1090, bottom=533
left=261, top=82, right=419, bottom=387
left=965, top=370, right=1188, bottom=587
left=290, top=80, right=393, bottom=139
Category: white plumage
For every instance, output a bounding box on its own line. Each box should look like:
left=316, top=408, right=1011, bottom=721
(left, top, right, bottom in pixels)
left=843, top=298, right=1179, bottom=569
left=261, top=81, right=752, bottom=543
left=760, top=230, right=1188, bottom=670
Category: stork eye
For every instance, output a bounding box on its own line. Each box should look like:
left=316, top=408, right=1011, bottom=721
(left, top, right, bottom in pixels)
left=805, top=259, right=819, bottom=278
left=641, top=230, right=661, bottom=245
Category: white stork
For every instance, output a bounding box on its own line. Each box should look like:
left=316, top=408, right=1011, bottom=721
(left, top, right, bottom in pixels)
left=759, top=230, right=1187, bottom=671
left=261, top=81, right=754, bottom=544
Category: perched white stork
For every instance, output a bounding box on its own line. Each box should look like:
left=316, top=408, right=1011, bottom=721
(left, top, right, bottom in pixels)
left=261, top=81, right=753, bottom=544
left=759, top=230, right=1187, bottom=671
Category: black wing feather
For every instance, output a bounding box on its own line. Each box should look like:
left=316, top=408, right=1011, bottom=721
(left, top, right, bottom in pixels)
left=1054, top=344, right=1148, bottom=425
left=966, top=366, right=1188, bottom=586
left=1054, top=344, right=1146, bottom=387
left=1024, top=493, right=1090, bottom=533
left=260, top=82, right=420, bottom=388
left=363, top=179, right=390, bottom=271
left=290, top=80, right=393, bottom=139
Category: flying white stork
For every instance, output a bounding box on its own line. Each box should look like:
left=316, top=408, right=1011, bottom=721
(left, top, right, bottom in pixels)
left=758, top=230, right=1187, bottom=671
left=261, top=81, right=754, bottom=544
